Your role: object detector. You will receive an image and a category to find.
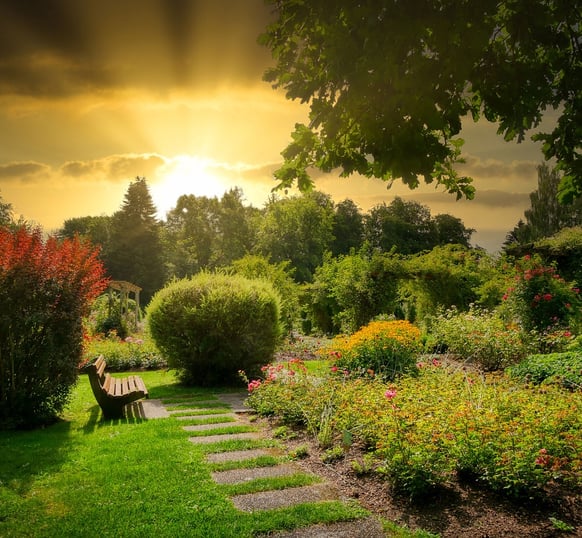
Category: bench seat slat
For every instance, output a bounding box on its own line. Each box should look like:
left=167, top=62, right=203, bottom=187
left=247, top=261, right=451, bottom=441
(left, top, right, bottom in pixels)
left=85, top=355, right=149, bottom=419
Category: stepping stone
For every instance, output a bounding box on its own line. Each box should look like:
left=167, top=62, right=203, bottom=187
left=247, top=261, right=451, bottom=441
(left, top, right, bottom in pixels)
left=216, top=392, right=249, bottom=413
left=212, top=463, right=303, bottom=484
left=182, top=422, right=243, bottom=432
left=126, top=399, right=170, bottom=419
left=231, top=483, right=339, bottom=512
left=188, top=432, right=263, bottom=445
left=166, top=400, right=222, bottom=409
left=176, top=413, right=237, bottom=421
left=206, top=448, right=273, bottom=463
left=262, top=516, right=386, bottom=537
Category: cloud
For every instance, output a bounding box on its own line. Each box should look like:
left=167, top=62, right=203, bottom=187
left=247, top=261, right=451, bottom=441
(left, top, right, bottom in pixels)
left=60, top=154, right=167, bottom=182
left=0, top=160, right=51, bottom=182
left=458, top=154, right=539, bottom=191
left=0, top=0, right=273, bottom=100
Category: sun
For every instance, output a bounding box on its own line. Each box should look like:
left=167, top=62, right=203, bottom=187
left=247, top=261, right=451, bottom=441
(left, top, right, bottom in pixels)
left=150, top=155, right=226, bottom=218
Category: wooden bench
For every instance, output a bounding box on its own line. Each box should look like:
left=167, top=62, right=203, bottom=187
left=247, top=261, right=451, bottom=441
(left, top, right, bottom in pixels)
left=85, top=355, right=149, bottom=419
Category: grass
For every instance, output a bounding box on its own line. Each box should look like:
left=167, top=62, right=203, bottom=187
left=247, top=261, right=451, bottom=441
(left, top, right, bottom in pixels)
left=0, top=370, right=368, bottom=537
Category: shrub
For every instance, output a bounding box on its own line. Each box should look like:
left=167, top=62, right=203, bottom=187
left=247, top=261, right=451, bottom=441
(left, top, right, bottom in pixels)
left=325, top=320, right=421, bottom=380
left=0, top=227, right=107, bottom=429
left=309, top=250, right=402, bottom=334
left=429, top=306, right=530, bottom=370
left=82, top=334, right=167, bottom=371
left=227, top=254, right=300, bottom=333
left=507, top=352, right=582, bottom=390
left=501, top=254, right=581, bottom=336
left=147, top=273, right=282, bottom=386
left=246, top=358, right=582, bottom=498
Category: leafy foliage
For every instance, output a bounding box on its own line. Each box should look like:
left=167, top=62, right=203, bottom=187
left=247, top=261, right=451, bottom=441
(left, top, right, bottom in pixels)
left=147, top=273, right=282, bottom=386
left=505, top=164, right=582, bottom=247
left=256, top=192, right=335, bottom=283
left=507, top=352, right=582, bottom=390
left=501, top=254, right=581, bottom=336
left=82, top=334, right=167, bottom=371
left=429, top=306, right=529, bottom=370
left=105, top=177, right=164, bottom=304
left=0, top=227, right=107, bottom=428
left=402, top=245, right=492, bottom=321
left=246, top=360, right=582, bottom=499
left=310, top=250, right=402, bottom=333
left=227, top=254, right=300, bottom=333
left=325, top=320, right=421, bottom=380
left=261, top=1, right=581, bottom=200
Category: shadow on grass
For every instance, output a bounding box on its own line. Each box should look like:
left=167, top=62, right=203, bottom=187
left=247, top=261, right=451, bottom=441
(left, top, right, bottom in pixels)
left=81, top=403, right=146, bottom=434
left=0, top=419, right=73, bottom=497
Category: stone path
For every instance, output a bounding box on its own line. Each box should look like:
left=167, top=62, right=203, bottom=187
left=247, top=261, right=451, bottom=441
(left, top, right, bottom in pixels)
left=140, top=392, right=386, bottom=537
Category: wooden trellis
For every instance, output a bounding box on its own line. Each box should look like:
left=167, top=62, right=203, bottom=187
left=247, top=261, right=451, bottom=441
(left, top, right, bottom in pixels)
left=107, top=280, right=142, bottom=327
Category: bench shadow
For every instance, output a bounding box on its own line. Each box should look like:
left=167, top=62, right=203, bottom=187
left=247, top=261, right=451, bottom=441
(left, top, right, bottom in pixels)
left=82, top=402, right=146, bottom=434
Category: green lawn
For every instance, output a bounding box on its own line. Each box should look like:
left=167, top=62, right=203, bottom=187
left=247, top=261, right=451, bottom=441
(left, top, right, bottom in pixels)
left=0, top=370, right=368, bottom=538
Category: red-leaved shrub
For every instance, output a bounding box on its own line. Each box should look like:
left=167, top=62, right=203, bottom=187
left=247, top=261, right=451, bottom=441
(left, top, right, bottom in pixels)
left=0, top=227, right=108, bottom=428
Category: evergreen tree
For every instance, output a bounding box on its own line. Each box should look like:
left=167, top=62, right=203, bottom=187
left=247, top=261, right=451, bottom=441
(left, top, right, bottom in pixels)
left=505, top=164, right=582, bottom=248
left=105, top=177, right=164, bottom=305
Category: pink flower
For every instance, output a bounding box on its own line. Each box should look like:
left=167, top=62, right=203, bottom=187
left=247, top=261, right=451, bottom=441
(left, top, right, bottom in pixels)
left=432, top=358, right=441, bottom=367
left=543, top=293, right=553, bottom=301
left=247, top=380, right=262, bottom=393
left=330, top=365, right=339, bottom=373
left=384, top=389, right=397, bottom=400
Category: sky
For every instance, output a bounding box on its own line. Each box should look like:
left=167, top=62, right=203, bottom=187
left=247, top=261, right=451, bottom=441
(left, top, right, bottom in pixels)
left=0, top=0, right=554, bottom=253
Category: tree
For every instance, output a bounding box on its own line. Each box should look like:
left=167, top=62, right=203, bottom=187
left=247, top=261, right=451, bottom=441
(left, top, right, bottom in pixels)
left=58, top=215, right=112, bottom=251
left=363, top=197, right=435, bottom=254
left=433, top=214, right=474, bottom=248
left=0, top=191, right=13, bottom=227
left=105, top=177, right=165, bottom=305
left=505, top=163, right=582, bottom=248
left=214, top=188, right=259, bottom=266
left=261, top=1, right=581, bottom=201
left=331, top=199, right=364, bottom=256
left=161, top=188, right=260, bottom=279
left=256, top=192, right=335, bottom=282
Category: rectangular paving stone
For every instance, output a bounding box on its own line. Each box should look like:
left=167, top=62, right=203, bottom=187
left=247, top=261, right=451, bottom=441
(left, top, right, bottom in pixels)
left=176, top=413, right=237, bottom=421
left=231, top=483, right=339, bottom=512
left=188, top=432, right=263, bottom=445
left=212, top=463, right=304, bottom=484
left=205, top=449, right=273, bottom=463
left=182, top=422, right=243, bottom=432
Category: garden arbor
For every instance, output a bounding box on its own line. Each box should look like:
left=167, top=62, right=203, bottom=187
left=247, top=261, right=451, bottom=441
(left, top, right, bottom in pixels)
left=108, top=280, right=141, bottom=329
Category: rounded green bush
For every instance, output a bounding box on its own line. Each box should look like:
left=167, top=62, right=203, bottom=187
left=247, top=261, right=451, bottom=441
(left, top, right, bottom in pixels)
left=147, top=273, right=282, bottom=386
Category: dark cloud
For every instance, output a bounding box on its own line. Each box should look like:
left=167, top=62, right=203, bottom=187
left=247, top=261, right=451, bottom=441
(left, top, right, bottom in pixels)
left=0, top=160, right=50, bottom=182
left=0, top=0, right=274, bottom=97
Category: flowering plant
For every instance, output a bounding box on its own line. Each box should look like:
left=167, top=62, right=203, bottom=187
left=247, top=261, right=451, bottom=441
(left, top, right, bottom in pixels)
left=502, top=255, right=581, bottom=339
left=325, top=320, right=421, bottom=380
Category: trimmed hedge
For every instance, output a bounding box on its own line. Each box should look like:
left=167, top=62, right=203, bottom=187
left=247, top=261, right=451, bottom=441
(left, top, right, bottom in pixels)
left=147, top=273, right=282, bottom=386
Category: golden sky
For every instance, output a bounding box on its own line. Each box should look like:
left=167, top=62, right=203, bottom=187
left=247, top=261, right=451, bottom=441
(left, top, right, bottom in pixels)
left=0, top=0, right=552, bottom=252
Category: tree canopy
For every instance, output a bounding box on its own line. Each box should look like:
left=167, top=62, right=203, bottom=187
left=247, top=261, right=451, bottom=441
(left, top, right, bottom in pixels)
left=261, top=0, right=581, bottom=201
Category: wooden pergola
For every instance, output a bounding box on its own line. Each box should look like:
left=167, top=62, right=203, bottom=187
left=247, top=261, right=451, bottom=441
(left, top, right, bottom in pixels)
left=107, top=280, right=142, bottom=327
